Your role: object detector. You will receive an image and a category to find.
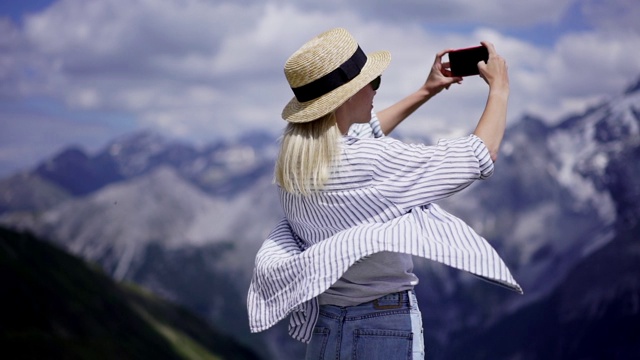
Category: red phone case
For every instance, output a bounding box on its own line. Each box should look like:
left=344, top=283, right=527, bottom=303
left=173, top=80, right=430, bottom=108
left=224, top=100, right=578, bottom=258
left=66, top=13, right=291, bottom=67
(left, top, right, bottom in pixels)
left=449, top=45, right=488, bottom=77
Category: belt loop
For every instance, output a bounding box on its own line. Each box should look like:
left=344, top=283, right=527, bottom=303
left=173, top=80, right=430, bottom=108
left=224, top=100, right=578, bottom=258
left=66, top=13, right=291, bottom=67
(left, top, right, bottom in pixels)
left=407, top=290, right=414, bottom=307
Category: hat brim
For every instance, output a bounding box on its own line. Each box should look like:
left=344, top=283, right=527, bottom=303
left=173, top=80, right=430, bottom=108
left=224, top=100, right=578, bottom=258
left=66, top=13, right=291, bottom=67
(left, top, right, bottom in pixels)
left=282, top=50, right=391, bottom=123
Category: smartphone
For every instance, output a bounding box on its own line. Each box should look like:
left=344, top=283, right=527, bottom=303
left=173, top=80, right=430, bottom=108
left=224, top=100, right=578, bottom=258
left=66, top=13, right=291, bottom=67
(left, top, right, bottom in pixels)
left=448, top=45, right=489, bottom=77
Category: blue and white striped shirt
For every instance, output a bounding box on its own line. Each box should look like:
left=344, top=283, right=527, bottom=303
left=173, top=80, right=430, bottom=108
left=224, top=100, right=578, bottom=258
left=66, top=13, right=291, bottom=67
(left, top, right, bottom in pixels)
left=247, top=114, right=522, bottom=343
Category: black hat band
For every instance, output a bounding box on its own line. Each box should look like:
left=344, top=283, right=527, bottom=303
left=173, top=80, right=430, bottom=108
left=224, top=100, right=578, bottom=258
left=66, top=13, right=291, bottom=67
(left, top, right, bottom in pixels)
left=291, top=46, right=367, bottom=103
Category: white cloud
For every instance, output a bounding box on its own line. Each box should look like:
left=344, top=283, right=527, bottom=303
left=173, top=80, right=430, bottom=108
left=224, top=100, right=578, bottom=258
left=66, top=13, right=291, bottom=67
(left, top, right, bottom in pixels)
left=1, top=0, right=640, bottom=174
left=519, top=30, right=640, bottom=122
left=274, top=0, right=577, bottom=27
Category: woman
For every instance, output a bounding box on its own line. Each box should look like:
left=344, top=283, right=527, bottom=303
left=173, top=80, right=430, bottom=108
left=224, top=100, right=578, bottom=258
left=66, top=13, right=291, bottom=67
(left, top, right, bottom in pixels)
left=248, top=28, right=521, bottom=360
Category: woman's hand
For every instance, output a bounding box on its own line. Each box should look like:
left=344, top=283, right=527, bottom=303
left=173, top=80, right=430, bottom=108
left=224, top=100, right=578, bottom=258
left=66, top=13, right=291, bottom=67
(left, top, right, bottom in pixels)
left=422, top=49, right=464, bottom=96
left=477, top=41, right=509, bottom=93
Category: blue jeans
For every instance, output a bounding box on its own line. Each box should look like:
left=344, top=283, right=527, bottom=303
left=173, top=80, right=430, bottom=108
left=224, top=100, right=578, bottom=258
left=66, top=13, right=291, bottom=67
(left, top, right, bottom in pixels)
left=305, top=290, right=425, bottom=360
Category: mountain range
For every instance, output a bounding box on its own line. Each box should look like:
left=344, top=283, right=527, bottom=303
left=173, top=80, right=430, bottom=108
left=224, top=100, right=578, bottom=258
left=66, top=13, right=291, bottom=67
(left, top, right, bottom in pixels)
left=1, top=77, right=639, bottom=359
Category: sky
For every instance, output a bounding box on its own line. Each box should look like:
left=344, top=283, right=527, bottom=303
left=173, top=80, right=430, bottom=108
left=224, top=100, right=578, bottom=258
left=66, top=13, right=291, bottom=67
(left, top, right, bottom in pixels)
left=1, top=0, right=639, bottom=177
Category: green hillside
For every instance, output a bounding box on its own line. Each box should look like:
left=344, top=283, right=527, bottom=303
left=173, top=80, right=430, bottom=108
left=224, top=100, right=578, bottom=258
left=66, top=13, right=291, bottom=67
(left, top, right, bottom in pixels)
left=0, top=226, right=261, bottom=360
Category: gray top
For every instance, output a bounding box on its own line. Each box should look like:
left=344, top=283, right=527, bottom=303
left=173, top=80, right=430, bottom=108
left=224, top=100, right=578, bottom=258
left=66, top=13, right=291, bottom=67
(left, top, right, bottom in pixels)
left=318, top=252, right=418, bottom=306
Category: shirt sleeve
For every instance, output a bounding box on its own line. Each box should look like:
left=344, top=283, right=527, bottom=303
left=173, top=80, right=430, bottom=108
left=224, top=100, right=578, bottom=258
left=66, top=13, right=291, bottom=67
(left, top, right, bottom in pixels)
left=347, top=110, right=385, bottom=139
left=372, top=134, right=494, bottom=210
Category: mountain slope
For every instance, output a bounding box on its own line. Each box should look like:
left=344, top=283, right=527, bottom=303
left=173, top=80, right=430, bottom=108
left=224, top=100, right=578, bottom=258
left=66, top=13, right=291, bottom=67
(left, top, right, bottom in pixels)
left=37, top=166, right=236, bottom=279
left=0, top=226, right=261, bottom=360
left=444, top=222, right=640, bottom=360
left=35, top=146, right=124, bottom=196
left=2, top=165, right=282, bottom=278
left=0, top=172, right=71, bottom=213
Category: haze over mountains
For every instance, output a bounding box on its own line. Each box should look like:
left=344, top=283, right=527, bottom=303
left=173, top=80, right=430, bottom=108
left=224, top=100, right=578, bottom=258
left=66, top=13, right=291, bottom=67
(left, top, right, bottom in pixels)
left=1, top=77, right=639, bottom=359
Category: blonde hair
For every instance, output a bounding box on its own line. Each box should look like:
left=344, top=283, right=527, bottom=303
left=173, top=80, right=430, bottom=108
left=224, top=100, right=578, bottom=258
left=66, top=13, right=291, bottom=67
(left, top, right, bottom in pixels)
left=275, top=112, right=341, bottom=195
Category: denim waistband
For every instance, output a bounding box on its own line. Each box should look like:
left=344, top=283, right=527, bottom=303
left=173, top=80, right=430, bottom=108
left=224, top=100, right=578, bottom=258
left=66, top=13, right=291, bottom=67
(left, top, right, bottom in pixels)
left=321, top=290, right=414, bottom=314
left=370, top=290, right=412, bottom=309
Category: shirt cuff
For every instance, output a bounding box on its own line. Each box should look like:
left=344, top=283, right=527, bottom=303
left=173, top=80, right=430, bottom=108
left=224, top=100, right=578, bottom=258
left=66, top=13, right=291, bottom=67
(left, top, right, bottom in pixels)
left=468, top=134, right=494, bottom=179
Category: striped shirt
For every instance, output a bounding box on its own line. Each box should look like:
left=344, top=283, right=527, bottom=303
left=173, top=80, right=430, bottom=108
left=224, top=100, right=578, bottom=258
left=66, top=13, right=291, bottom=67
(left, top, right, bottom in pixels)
left=247, top=114, right=522, bottom=343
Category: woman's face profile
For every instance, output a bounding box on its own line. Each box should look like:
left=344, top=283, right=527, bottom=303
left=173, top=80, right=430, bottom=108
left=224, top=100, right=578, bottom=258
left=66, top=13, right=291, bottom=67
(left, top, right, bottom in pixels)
left=347, top=83, right=377, bottom=124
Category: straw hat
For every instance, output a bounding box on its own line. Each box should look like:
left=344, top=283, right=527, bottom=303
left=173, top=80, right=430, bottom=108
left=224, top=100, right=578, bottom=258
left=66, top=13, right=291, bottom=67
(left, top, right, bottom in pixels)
left=281, top=28, right=391, bottom=123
